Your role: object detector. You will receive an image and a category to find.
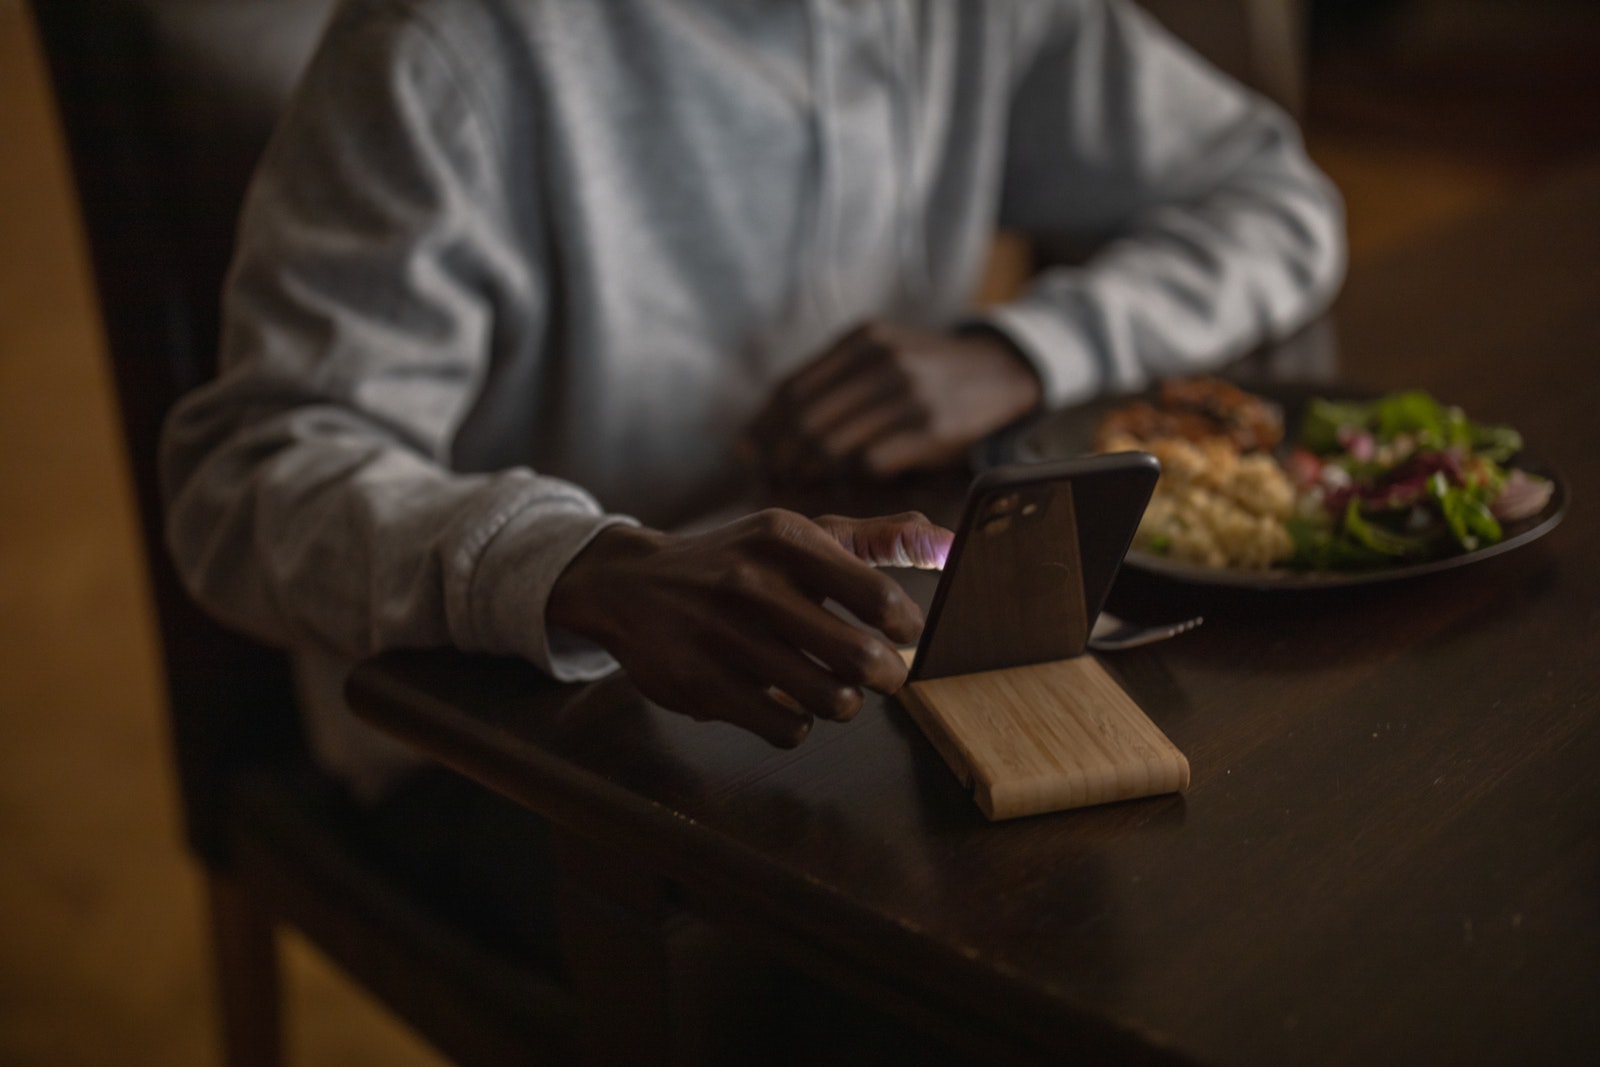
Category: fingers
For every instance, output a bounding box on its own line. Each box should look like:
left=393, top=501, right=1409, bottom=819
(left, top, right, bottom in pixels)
left=778, top=323, right=879, bottom=404
left=793, top=558, right=923, bottom=645
left=753, top=516, right=926, bottom=646
left=578, top=508, right=939, bottom=750
left=711, top=618, right=867, bottom=723
left=624, top=630, right=856, bottom=749
left=813, top=512, right=953, bottom=570
left=758, top=594, right=911, bottom=694
left=746, top=321, right=1045, bottom=483
left=747, top=325, right=915, bottom=477
left=794, top=360, right=902, bottom=441
left=721, top=511, right=921, bottom=683
left=690, top=675, right=816, bottom=749
left=620, top=632, right=821, bottom=748
left=810, top=396, right=924, bottom=473
left=745, top=328, right=872, bottom=459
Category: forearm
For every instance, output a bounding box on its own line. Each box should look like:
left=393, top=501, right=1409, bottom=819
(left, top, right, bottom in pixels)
left=162, top=389, right=628, bottom=680
left=987, top=0, right=1347, bottom=406
left=987, top=111, right=1345, bottom=405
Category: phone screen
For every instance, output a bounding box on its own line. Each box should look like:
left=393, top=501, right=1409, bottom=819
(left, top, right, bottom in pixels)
left=909, top=453, right=1158, bottom=681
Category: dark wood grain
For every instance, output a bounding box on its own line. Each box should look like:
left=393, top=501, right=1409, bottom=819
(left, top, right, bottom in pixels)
left=349, top=159, right=1600, bottom=1066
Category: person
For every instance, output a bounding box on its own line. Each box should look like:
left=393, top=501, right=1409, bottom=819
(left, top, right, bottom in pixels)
left=161, top=0, right=1344, bottom=802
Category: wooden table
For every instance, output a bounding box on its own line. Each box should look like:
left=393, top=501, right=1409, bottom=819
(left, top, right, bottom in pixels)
left=348, top=161, right=1600, bottom=1065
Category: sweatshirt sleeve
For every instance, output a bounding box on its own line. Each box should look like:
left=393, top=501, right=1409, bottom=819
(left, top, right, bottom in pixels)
left=976, top=0, right=1346, bottom=407
left=159, top=2, right=625, bottom=682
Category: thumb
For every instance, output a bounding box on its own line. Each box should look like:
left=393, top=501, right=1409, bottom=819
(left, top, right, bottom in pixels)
left=813, top=512, right=953, bottom=570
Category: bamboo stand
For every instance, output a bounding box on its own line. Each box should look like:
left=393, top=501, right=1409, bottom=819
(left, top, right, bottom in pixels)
left=896, top=651, right=1190, bottom=820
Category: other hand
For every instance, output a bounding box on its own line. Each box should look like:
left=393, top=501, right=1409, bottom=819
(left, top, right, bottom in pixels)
left=745, top=321, right=1043, bottom=482
left=546, top=509, right=953, bottom=747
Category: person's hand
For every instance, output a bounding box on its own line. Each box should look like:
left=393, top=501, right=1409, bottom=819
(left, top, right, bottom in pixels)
left=546, top=509, right=954, bottom=747
left=745, top=321, right=1043, bottom=482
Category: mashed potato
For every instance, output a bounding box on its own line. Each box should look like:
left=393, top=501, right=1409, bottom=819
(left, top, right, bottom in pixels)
left=1101, top=432, right=1295, bottom=570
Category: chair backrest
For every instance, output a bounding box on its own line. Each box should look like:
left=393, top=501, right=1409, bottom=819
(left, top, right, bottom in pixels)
left=31, top=0, right=336, bottom=864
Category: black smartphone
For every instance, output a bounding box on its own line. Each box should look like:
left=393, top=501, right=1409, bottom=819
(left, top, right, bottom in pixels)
left=908, top=452, right=1160, bottom=681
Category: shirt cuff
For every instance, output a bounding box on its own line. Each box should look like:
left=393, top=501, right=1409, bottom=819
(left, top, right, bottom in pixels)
left=468, top=504, right=638, bottom=682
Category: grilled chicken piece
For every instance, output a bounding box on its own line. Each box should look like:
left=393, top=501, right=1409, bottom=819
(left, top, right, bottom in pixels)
left=1094, top=377, right=1284, bottom=453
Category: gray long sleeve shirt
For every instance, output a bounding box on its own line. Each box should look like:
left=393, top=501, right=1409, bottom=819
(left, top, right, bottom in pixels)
left=162, top=0, right=1344, bottom=793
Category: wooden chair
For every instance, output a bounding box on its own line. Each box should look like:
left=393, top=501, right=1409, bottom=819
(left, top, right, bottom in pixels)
left=28, top=2, right=577, bottom=1063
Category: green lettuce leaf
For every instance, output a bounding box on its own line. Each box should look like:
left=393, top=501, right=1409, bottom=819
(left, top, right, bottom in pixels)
left=1469, top=423, right=1523, bottom=464
left=1287, top=515, right=1388, bottom=570
left=1374, top=390, right=1449, bottom=445
left=1300, top=398, right=1373, bottom=454
left=1430, top=472, right=1502, bottom=551
left=1341, top=499, right=1430, bottom=558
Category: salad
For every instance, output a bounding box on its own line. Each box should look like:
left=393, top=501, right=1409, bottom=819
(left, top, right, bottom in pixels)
left=1284, top=390, right=1553, bottom=570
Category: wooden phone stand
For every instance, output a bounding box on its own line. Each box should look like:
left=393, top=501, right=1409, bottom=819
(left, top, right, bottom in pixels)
left=895, top=650, right=1190, bottom=820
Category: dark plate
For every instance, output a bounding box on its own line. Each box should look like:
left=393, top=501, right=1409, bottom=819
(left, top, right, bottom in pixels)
left=977, top=380, right=1570, bottom=590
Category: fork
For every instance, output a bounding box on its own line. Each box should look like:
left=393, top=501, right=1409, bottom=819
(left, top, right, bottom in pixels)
left=1088, top=613, right=1204, bottom=652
